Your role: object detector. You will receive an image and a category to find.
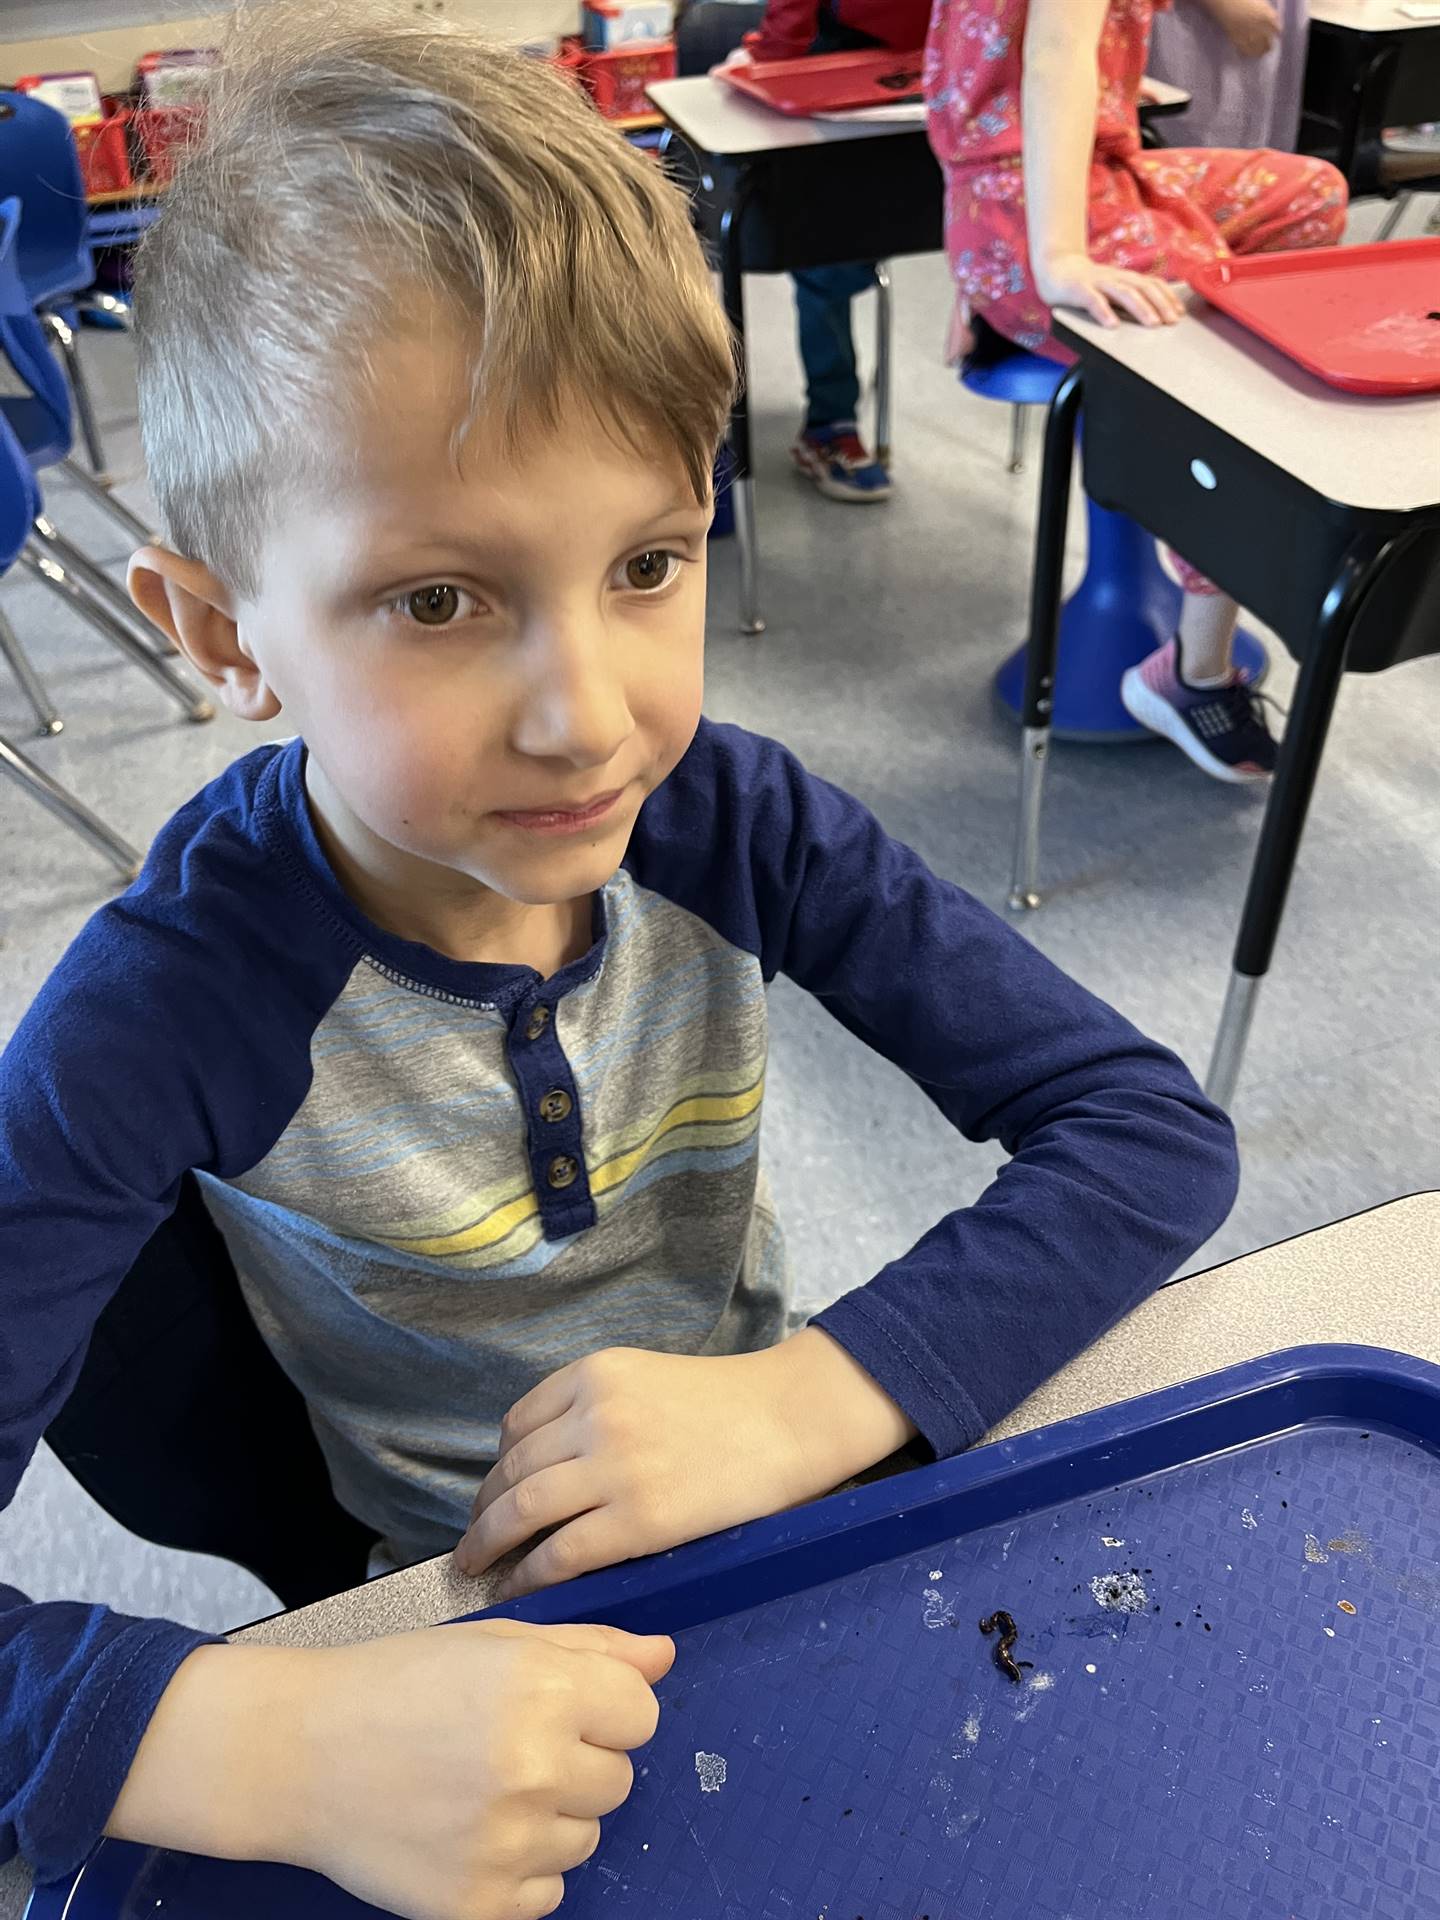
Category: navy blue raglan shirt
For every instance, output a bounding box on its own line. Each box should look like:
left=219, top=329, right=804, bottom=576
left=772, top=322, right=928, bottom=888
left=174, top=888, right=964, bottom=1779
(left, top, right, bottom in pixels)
left=0, top=718, right=1238, bottom=1880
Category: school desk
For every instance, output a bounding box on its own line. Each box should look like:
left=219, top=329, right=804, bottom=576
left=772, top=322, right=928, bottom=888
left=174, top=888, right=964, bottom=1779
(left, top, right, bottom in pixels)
left=646, top=72, right=939, bottom=634
left=1009, top=291, right=1440, bottom=1108
left=1304, top=0, right=1440, bottom=195
left=6, top=1191, right=1438, bottom=1918
left=646, top=73, right=1191, bottom=636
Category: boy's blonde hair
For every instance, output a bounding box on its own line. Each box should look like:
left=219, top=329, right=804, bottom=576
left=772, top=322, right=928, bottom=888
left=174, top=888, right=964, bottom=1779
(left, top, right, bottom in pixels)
left=134, top=2, right=736, bottom=592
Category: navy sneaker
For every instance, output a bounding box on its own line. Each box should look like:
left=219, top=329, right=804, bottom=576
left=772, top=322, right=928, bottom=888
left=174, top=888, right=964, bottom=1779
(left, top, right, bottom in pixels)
left=791, top=423, right=892, bottom=503
left=1121, top=641, right=1280, bottom=783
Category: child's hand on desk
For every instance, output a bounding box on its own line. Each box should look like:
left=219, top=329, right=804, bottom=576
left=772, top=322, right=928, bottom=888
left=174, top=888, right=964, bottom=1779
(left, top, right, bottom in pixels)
left=109, top=1623, right=672, bottom=1920
left=1034, top=251, right=1186, bottom=330
left=712, top=44, right=754, bottom=74
left=454, top=1328, right=916, bottom=1597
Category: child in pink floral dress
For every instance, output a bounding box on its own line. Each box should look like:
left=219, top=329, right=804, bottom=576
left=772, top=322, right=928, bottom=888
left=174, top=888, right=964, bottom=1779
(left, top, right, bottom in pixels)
left=924, top=0, right=1346, bottom=782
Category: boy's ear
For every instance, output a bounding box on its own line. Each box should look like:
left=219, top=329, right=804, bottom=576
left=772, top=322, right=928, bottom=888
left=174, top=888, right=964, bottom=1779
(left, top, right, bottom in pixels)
left=127, top=547, right=282, bottom=722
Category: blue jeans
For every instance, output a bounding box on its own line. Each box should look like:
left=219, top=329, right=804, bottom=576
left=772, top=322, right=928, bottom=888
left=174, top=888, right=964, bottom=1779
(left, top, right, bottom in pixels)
left=793, top=263, right=878, bottom=431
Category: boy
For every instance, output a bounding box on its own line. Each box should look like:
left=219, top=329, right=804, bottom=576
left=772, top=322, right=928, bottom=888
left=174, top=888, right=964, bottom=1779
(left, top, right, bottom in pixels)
left=0, top=7, right=1238, bottom=1918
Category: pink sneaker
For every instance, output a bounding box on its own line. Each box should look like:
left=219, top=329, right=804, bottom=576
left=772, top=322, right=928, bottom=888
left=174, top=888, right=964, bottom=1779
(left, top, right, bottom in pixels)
left=1121, top=642, right=1279, bottom=783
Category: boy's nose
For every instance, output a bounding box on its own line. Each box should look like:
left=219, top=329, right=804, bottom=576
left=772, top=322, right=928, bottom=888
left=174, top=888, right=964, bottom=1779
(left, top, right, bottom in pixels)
left=510, top=620, right=635, bottom=769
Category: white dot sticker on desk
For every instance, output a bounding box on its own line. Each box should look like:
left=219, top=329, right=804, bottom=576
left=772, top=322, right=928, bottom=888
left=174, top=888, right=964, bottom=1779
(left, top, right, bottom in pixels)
left=1190, top=459, right=1218, bottom=491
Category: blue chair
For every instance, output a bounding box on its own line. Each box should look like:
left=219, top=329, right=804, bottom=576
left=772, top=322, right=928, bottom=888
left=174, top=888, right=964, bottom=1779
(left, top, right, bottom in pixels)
left=0, top=195, right=211, bottom=726
left=0, top=89, right=148, bottom=480
left=0, top=402, right=141, bottom=878
left=961, top=316, right=1266, bottom=740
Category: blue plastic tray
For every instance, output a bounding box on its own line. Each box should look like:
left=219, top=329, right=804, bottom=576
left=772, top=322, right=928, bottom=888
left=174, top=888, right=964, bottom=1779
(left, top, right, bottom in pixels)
left=29, top=1346, right=1440, bottom=1920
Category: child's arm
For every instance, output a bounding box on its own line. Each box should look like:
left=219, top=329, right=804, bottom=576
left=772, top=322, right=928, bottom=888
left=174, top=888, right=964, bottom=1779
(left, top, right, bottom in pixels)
left=1192, top=0, right=1282, bottom=58
left=456, top=723, right=1239, bottom=1597
left=0, top=959, right=667, bottom=1913
left=0, top=776, right=663, bottom=1905
left=743, top=0, right=824, bottom=64
left=101, top=1622, right=670, bottom=1920
left=1023, top=0, right=1186, bottom=328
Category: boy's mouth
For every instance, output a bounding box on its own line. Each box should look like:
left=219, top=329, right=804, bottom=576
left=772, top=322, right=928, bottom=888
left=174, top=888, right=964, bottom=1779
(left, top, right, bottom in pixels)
left=491, top=789, right=624, bottom=836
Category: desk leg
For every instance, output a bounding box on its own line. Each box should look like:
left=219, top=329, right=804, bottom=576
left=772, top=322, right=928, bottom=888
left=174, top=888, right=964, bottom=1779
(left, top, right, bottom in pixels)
left=874, top=262, right=893, bottom=467
left=1337, top=45, right=1396, bottom=193
left=720, top=177, right=765, bottom=636
left=1009, top=366, right=1082, bottom=913
left=1205, top=537, right=1388, bottom=1108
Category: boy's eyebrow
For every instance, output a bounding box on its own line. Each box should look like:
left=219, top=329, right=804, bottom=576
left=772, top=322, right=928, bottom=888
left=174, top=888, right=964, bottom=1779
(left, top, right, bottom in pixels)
left=624, top=492, right=712, bottom=534
left=356, top=493, right=710, bottom=562
left=337, top=492, right=712, bottom=584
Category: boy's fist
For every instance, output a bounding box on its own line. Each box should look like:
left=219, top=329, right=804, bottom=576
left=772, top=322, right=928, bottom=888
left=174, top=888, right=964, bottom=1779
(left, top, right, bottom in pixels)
left=109, top=1624, right=671, bottom=1920
left=454, top=1330, right=915, bottom=1597
left=293, top=1620, right=672, bottom=1920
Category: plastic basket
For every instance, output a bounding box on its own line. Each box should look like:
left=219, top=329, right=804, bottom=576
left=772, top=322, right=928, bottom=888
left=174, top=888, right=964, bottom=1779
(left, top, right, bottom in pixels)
left=577, top=39, right=675, bottom=120
left=73, top=111, right=134, bottom=196
left=130, top=103, right=202, bottom=184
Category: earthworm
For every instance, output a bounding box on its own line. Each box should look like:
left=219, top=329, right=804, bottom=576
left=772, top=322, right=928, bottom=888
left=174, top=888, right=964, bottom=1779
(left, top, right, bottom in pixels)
left=979, top=1609, right=1032, bottom=1684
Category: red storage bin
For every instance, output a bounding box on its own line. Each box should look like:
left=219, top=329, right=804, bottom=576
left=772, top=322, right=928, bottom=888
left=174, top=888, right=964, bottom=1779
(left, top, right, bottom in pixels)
left=577, top=39, right=674, bottom=120
left=73, top=111, right=134, bottom=196
left=552, top=35, right=588, bottom=80
left=130, top=103, right=203, bottom=183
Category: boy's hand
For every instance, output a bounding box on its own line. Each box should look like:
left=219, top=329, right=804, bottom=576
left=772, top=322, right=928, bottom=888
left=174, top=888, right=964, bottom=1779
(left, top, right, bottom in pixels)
left=454, top=1329, right=916, bottom=1597
left=109, top=1623, right=672, bottom=1920
left=294, top=1621, right=671, bottom=1919
left=1034, top=250, right=1186, bottom=329
left=1204, top=0, right=1282, bottom=59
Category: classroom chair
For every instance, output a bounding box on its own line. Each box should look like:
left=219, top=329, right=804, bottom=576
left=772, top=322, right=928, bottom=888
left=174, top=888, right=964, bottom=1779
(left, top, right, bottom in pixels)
left=0, top=407, right=141, bottom=879
left=0, top=196, right=211, bottom=727
left=0, top=89, right=150, bottom=484
left=46, top=1173, right=381, bottom=1610
left=961, top=314, right=1266, bottom=749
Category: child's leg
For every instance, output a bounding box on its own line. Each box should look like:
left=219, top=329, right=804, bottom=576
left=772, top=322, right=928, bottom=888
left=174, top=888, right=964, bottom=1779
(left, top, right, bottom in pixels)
left=1123, top=549, right=1275, bottom=783
left=790, top=265, right=892, bottom=502
left=792, top=264, right=877, bottom=430
left=1177, top=585, right=1241, bottom=686
left=1165, top=148, right=1348, bottom=259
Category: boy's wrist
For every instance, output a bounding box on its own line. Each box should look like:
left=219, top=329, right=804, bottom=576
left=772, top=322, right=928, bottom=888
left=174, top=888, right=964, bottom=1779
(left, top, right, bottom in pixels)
left=106, top=1642, right=322, bottom=1867
left=760, top=1326, right=918, bottom=1496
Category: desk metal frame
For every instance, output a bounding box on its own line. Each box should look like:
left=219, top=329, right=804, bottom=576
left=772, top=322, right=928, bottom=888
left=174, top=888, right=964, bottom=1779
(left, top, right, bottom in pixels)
left=1011, top=345, right=1440, bottom=1107
left=1301, top=17, right=1440, bottom=195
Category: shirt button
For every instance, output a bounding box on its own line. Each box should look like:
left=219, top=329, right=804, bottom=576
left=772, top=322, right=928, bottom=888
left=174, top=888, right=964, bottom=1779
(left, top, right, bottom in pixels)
left=539, top=1089, right=573, bottom=1124
left=547, top=1153, right=579, bottom=1190
left=525, top=1006, right=550, bottom=1041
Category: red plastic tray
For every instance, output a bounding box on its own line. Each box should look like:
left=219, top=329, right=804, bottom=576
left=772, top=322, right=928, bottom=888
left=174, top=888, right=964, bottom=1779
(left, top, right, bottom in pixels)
left=1192, top=237, right=1440, bottom=395
left=723, top=47, right=924, bottom=117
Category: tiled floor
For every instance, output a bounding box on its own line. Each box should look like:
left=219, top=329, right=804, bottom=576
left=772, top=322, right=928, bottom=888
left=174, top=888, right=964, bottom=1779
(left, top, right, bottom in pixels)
left=2, top=198, right=1437, bottom=1634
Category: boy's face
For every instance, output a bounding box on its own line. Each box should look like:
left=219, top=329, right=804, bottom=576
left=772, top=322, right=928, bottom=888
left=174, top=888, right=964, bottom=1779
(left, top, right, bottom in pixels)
left=159, top=323, right=711, bottom=917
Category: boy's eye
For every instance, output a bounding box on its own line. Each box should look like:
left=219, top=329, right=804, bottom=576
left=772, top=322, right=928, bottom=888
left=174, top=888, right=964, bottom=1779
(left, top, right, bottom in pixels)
left=396, top=583, right=478, bottom=626
left=618, top=549, right=681, bottom=593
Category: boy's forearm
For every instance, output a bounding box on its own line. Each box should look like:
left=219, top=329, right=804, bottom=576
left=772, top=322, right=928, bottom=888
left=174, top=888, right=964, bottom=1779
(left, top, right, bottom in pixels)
left=763, top=1326, right=918, bottom=1490
left=106, top=1642, right=320, bottom=1867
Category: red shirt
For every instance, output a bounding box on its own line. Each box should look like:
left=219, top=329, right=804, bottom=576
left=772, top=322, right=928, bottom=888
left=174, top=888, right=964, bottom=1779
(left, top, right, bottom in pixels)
left=750, top=0, right=932, bottom=63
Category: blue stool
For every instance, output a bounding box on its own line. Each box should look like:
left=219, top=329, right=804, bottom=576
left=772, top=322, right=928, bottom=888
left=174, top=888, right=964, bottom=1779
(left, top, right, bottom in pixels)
left=961, top=319, right=1266, bottom=741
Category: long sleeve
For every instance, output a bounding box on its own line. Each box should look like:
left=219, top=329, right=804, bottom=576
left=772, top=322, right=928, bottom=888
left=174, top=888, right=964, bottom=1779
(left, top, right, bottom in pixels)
left=748, top=0, right=824, bottom=61
left=0, top=747, right=349, bottom=1881
left=751, top=0, right=931, bottom=61
left=628, top=721, right=1239, bottom=1456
